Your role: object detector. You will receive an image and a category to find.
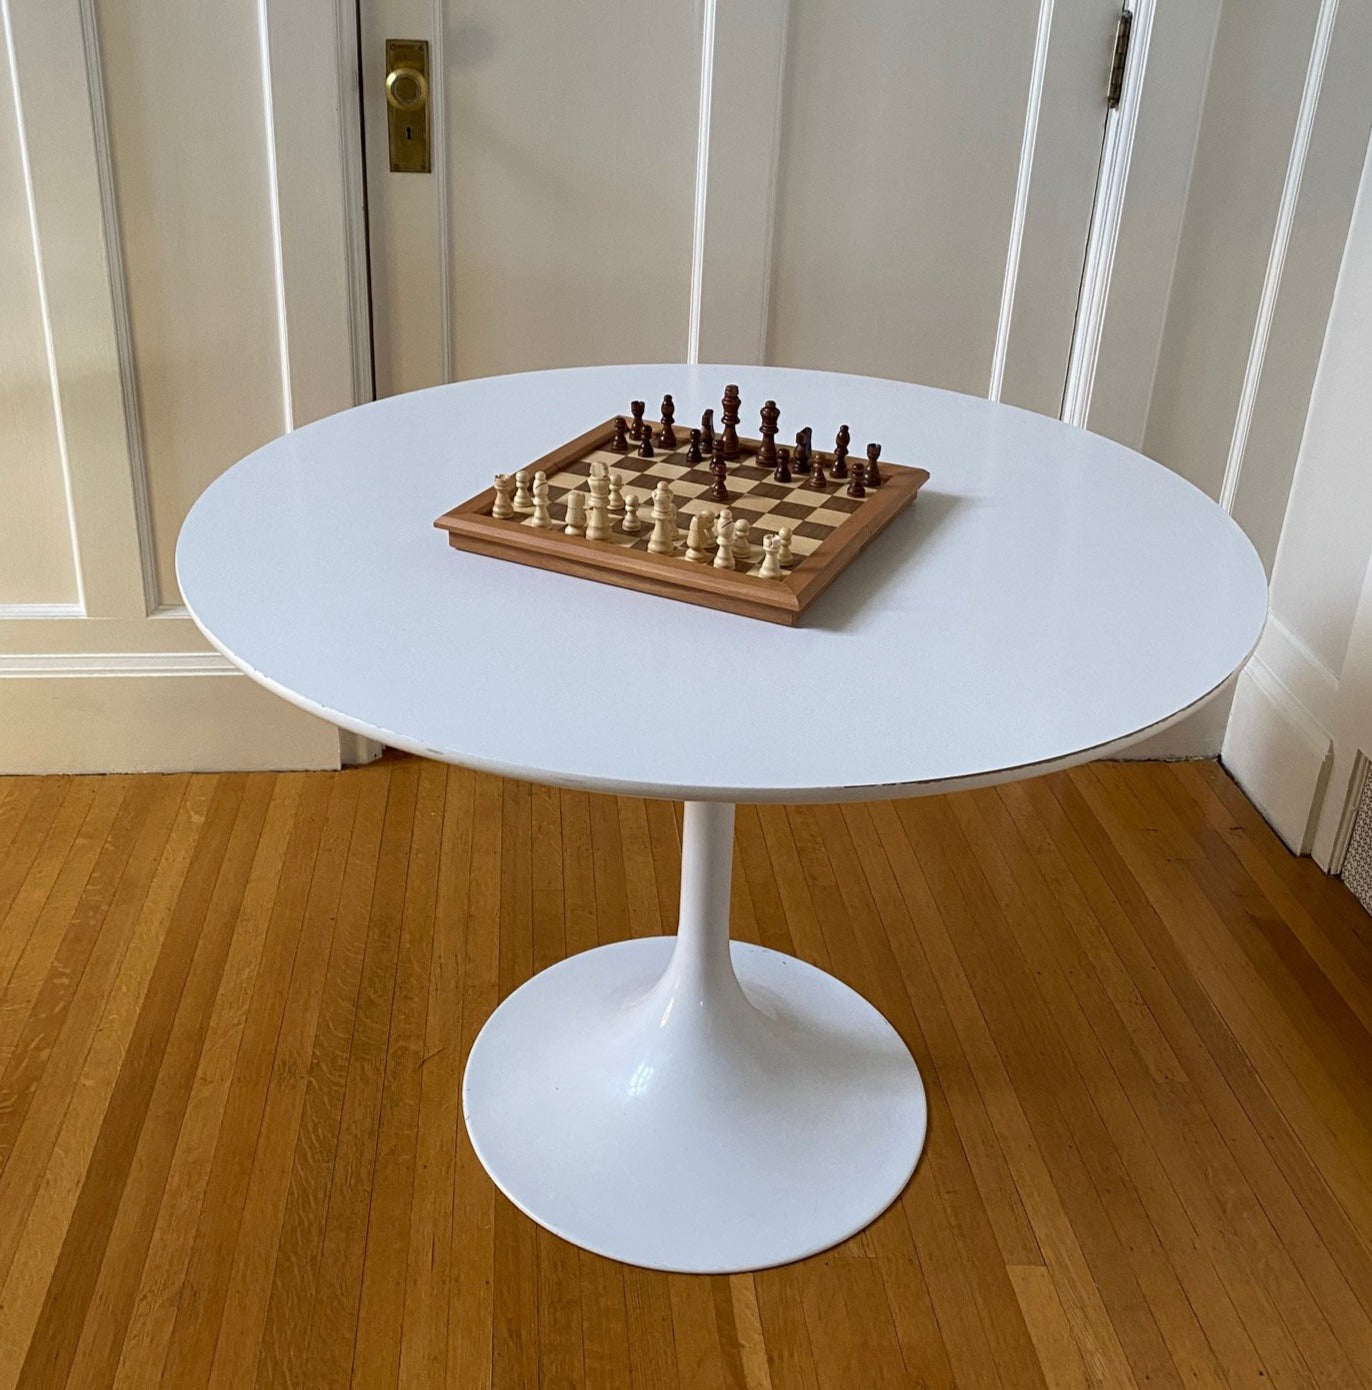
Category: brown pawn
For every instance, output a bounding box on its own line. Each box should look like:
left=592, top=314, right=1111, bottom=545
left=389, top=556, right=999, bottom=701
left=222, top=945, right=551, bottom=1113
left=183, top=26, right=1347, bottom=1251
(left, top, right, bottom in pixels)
left=638, top=425, right=655, bottom=459
left=794, top=426, right=813, bottom=474
left=773, top=444, right=792, bottom=484
left=759, top=400, right=781, bottom=467
left=629, top=401, right=646, bottom=440
left=807, top=449, right=828, bottom=491
left=701, top=408, right=715, bottom=450
left=832, top=425, right=850, bottom=478
left=721, top=385, right=741, bottom=459
left=865, top=442, right=883, bottom=488
left=609, top=416, right=629, bottom=453
left=687, top=427, right=703, bottom=463
left=709, top=438, right=731, bottom=503
left=846, top=460, right=866, bottom=498
left=659, top=394, right=677, bottom=449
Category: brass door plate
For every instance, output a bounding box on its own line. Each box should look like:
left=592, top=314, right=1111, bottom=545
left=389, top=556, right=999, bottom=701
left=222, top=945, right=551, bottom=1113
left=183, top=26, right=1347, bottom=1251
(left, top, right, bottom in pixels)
left=385, top=39, right=431, bottom=173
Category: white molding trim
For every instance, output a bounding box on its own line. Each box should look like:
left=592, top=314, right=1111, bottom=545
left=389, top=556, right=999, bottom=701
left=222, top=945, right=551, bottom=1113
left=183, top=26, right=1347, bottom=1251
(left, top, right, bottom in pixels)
left=430, top=0, right=453, bottom=382
left=0, top=603, right=86, bottom=621
left=1062, top=0, right=1155, bottom=428
left=1218, top=0, right=1338, bottom=515
left=77, top=0, right=158, bottom=613
left=257, top=0, right=294, bottom=434
left=990, top=0, right=1055, bottom=403
left=336, top=0, right=372, bottom=403
left=0, top=650, right=237, bottom=677
left=3, top=0, right=87, bottom=614
left=686, top=0, right=718, bottom=366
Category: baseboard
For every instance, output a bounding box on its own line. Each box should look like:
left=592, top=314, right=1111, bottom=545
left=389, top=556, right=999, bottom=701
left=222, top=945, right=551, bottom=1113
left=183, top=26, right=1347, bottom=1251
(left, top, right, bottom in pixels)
left=1220, top=618, right=1336, bottom=853
left=0, top=653, right=342, bottom=773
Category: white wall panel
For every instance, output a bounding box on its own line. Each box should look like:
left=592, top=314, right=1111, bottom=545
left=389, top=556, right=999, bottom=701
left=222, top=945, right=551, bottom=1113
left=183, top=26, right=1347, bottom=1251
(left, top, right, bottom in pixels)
left=0, top=40, right=79, bottom=608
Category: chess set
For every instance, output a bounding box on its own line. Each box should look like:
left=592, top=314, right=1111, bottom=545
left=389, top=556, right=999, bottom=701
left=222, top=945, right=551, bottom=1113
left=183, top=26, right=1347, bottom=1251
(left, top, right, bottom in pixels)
left=434, top=385, right=930, bottom=625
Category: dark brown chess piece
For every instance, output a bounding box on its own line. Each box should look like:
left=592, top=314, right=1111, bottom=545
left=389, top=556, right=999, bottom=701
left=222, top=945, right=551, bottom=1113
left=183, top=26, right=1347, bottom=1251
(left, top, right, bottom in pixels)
left=687, top=427, right=703, bottom=463
left=832, top=425, right=850, bottom=478
left=629, top=401, right=646, bottom=441
left=759, top=401, right=781, bottom=468
left=609, top=416, right=629, bottom=453
left=721, top=385, right=741, bottom=459
left=846, top=460, right=865, bottom=498
left=659, top=395, right=676, bottom=449
left=638, top=424, right=655, bottom=459
left=865, top=442, right=883, bottom=488
left=794, top=427, right=813, bottom=474
left=701, top=408, right=715, bottom=450
left=807, top=449, right=828, bottom=491
left=773, top=443, right=792, bottom=484
left=709, top=438, right=731, bottom=503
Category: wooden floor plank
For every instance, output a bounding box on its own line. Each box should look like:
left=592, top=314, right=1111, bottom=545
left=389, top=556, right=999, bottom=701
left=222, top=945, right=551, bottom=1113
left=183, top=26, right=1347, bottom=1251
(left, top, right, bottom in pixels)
left=0, top=756, right=1368, bottom=1388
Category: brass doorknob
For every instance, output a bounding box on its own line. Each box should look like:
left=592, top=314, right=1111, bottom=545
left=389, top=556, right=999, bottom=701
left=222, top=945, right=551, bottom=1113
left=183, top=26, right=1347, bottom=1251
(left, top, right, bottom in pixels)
left=386, top=64, right=428, bottom=112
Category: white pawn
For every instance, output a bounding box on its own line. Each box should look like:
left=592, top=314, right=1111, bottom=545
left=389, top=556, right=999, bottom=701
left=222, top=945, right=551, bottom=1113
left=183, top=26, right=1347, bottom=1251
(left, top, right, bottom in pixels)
left=731, top=518, right=752, bottom=562
left=530, top=476, right=552, bottom=528
left=648, top=483, right=675, bottom=554
left=713, top=518, right=736, bottom=569
left=621, top=495, right=642, bottom=533
left=758, top=532, right=783, bottom=580
left=608, top=471, right=625, bottom=515
left=563, top=490, right=586, bottom=536
left=685, top=512, right=710, bottom=563
left=513, top=468, right=534, bottom=514
left=492, top=473, right=515, bottom=520
left=777, top=525, right=795, bottom=568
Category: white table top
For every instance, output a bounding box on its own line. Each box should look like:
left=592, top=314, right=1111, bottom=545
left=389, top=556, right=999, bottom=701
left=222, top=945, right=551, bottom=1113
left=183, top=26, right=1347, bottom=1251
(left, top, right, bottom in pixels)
left=177, top=365, right=1267, bottom=803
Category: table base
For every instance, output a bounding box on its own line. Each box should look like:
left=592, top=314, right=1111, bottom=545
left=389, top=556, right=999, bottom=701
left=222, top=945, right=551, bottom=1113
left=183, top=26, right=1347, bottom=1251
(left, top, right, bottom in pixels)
left=462, top=803, right=927, bottom=1273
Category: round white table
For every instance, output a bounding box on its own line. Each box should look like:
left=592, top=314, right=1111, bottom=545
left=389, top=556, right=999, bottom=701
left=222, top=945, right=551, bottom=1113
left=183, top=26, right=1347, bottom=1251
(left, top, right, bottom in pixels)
left=177, top=365, right=1267, bottom=1274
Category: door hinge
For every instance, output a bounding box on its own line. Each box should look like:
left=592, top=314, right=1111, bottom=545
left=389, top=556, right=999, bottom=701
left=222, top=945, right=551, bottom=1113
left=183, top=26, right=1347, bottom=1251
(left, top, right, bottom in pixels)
left=1107, top=8, right=1133, bottom=108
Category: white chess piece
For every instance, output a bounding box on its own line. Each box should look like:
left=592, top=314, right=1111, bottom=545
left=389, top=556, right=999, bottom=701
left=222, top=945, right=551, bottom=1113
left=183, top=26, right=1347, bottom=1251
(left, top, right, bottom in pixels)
left=714, top=508, right=734, bottom=541
left=586, top=492, right=610, bottom=541
left=713, top=518, right=736, bottom=569
left=666, top=493, right=680, bottom=545
left=530, top=477, right=552, bottom=528
left=777, top=525, right=795, bottom=568
left=492, top=474, right=515, bottom=520
left=513, top=469, right=534, bottom=514
left=685, top=513, right=709, bottom=563
left=731, top=518, right=752, bottom=562
left=758, top=532, right=783, bottom=579
left=698, top=508, right=715, bottom=542
left=608, top=471, right=625, bottom=515
left=563, top=491, right=586, bottom=536
left=648, top=483, right=675, bottom=554
left=621, top=495, right=642, bottom=533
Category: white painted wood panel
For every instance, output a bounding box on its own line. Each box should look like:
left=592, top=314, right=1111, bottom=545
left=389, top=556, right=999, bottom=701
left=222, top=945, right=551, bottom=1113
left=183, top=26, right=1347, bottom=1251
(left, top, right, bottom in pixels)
left=0, top=34, right=78, bottom=608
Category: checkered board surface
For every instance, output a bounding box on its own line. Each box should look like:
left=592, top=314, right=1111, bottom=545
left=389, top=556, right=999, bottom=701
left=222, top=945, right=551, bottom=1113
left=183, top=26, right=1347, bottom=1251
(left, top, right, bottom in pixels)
left=522, top=441, right=867, bottom=575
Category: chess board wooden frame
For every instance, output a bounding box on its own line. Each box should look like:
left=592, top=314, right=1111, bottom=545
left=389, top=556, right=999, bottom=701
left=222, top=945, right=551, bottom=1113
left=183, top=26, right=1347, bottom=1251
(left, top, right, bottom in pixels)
left=434, top=418, right=930, bottom=625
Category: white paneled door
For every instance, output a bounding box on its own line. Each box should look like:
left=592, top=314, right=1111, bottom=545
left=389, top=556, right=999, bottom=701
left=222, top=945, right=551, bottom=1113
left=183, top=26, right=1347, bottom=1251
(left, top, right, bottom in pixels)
left=362, top=0, right=1127, bottom=419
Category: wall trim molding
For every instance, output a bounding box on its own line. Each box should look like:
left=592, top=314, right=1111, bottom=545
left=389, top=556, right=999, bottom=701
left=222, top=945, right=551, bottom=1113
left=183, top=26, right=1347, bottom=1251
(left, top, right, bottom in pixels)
left=1218, top=0, right=1339, bottom=515
left=0, top=603, right=86, bottom=621
left=0, top=649, right=237, bottom=678
left=1062, top=0, right=1156, bottom=427
left=430, top=0, right=453, bottom=382
left=335, top=0, right=372, bottom=403
left=686, top=0, right=718, bottom=365
left=990, top=0, right=1055, bottom=403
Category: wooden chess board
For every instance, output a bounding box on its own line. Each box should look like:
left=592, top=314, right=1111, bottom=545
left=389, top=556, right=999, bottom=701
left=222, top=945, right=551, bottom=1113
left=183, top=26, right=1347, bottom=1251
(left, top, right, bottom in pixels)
left=435, top=415, right=929, bottom=625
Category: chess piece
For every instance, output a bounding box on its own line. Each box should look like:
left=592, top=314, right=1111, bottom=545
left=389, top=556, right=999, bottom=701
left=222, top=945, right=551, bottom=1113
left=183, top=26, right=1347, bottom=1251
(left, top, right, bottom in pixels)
left=708, top=438, right=731, bottom=503
left=773, top=444, right=792, bottom=484
left=713, top=517, right=736, bottom=569
left=722, top=385, right=741, bottom=459
left=687, top=427, right=703, bottom=464
left=666, top=491, right=680, bottom=545
left=759, top=401, right=780, bottom=467
left=865, top=442, right=883, bottom=488
left=794, top=427, right=813, bottom=475
left=513, top=469, right=534, bottom=513
left=731, top=518, right=752, bottom=562
left=685, top=512, right=709, bottom=563
left=697, top=507, right=715, bottom=543
left=609, top=416, right=629, bottom=453
left=777, top=526, right=795, bottom=568
left=608, top=470, right=625, bottom=514
left=648, top=483, right=675, bottom=554
left=846, top=464, right=866, bottom=499
left=586, top=468, right=611, bottom=540
left=622, top=494, right=642, bottom=533
left=563, top=490, right=586, bottom=536
left=701, top=408, right=715, bottom=451
left=492, top=473, right=515, bottom=519
left=832, top=425, right=851, bottom=478
left=659, top=395, right=676, bottom=449
left=629, top=401, right=646, bottom=440
left=638, top=426, right=655, bottom=459
left=808, top=449, right=829, bottom=491
left=758, top=533, right=783, bottom=580
left=530, top=474, right=552, bottom=528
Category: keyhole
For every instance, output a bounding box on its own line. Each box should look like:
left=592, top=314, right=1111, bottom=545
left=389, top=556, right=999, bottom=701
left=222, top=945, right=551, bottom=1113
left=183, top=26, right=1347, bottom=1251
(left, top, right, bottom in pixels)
left=405, top=124, right=413, bottom=141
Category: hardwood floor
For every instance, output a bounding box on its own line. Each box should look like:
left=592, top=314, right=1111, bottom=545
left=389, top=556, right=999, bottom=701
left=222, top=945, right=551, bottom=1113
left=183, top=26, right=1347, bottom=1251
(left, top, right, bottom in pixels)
left=0, top=755, right=1369, bottom=1388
